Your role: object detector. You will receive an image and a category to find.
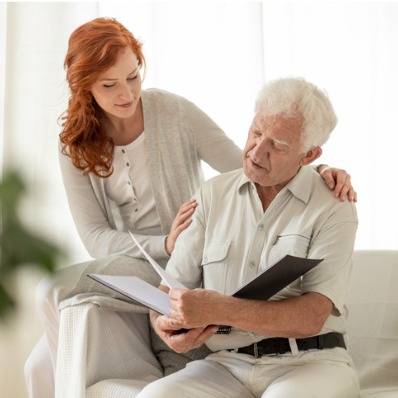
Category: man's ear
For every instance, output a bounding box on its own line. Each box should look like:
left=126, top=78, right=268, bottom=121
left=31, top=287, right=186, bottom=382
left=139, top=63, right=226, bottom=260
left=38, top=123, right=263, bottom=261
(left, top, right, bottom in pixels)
left=301, top=146, right=322, bottom=166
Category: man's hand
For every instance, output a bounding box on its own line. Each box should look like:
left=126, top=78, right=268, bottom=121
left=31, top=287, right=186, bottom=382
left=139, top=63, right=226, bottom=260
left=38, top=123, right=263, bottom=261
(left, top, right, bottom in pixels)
left=150, top=308, right=218, bottom=353
left=168, top=288, right=225, bottom=328
left=165, top=199, right=197, bottom=255
left=318, top=165, right=357, bottom=202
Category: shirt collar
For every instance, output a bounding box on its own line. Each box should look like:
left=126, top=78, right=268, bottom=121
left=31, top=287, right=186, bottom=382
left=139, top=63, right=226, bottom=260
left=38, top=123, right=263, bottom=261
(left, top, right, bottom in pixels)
left=237, top=171, right=254, bottom=194
left=237, top=166, right=314, bottom=204
left=284, top=166, right=313, bottom=204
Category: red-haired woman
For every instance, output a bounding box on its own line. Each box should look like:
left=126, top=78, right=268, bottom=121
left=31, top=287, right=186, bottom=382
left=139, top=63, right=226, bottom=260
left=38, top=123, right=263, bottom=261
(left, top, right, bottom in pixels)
left=24, top=17, right=356, bottom=398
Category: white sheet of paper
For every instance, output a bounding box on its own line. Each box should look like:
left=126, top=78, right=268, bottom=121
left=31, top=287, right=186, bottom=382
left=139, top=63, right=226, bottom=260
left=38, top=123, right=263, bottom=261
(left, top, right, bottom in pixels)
left=89, top=274, right=171, bottom=315
left=129, top=231, right=186, bottom=289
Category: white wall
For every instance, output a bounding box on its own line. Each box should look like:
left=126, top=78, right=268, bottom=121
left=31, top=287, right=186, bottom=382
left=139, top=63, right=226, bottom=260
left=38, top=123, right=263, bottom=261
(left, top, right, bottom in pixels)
left=261, top=1, right=398, bottom=250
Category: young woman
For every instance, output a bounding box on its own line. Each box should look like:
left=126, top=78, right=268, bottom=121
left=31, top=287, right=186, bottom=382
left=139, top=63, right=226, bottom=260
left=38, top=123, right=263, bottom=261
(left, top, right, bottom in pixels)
left=24, top=17, right=356, bottom=398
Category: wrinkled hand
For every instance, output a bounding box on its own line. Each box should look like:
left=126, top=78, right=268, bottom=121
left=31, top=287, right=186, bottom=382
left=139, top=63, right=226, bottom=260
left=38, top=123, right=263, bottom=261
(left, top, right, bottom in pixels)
left=150, top=308, right=218, bottom=353
left=165, top=199, right=197, bottom=255
left=168, top=288, right=224, bottom=328
left=319, top=166, right=357, bottom=202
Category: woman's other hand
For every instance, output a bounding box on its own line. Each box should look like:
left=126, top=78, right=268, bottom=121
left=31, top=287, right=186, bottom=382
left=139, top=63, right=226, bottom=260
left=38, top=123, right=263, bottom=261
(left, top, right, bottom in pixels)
left=318, top=165, right=357, bottom=202
left=165, top=199, right=197, bottom=255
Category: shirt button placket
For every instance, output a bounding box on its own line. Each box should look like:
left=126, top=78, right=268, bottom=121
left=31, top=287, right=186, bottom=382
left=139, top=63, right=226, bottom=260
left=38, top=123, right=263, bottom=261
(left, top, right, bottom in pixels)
left=122, top=147, right=137, bottom=209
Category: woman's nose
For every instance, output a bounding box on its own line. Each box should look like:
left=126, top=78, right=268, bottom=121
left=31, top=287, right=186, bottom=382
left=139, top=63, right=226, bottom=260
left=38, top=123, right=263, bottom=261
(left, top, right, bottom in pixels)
left=119, top=84, right=133, bottom=100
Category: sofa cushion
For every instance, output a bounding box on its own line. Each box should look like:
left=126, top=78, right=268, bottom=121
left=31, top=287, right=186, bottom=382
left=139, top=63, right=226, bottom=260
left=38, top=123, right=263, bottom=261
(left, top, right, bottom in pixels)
left=347, top=250, right=398, bottom=397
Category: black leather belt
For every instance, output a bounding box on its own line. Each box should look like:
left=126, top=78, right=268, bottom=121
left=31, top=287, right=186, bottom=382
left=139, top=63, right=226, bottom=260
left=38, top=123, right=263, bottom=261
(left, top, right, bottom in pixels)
left=235, top=332, right=346, bottom=358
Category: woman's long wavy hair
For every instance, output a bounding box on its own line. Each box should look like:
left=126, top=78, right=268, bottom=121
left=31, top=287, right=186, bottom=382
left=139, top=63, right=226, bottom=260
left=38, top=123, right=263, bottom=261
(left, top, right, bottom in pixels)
left=59, top=17, right=146, bottom=177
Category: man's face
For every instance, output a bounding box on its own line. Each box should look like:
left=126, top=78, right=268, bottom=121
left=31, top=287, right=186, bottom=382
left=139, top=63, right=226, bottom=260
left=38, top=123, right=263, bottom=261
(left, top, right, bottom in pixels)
left=243, top=113, right=308, bottom=189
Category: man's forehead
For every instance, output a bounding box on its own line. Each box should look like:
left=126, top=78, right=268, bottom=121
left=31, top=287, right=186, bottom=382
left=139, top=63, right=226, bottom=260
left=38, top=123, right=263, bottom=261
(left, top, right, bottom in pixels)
left=253, top=113, right=302, bottom=131
left=252, top=113, right=302, bottom=141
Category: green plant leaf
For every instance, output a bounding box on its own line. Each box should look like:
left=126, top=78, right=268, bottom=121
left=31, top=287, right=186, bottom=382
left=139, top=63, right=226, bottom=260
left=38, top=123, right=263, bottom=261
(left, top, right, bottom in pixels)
left=0, top=170, right=64, bottom=320
left=0, top=282, right=16, bottom=320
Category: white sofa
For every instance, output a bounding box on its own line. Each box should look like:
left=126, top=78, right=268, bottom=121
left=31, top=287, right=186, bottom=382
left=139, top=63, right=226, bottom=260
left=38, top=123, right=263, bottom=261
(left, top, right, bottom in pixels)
left=345, top=250, right=398, bottom=397
left=58, top=250, right=398, bottom=397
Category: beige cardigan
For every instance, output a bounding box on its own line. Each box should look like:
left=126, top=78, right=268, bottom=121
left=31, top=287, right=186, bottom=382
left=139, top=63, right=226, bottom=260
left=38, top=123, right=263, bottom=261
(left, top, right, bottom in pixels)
left=59, top=88, right=242, bottom=260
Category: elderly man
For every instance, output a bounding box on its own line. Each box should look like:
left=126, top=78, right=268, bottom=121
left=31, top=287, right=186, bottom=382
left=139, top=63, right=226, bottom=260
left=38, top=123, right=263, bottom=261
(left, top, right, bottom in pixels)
left=138, top=77, right=359, bottom=398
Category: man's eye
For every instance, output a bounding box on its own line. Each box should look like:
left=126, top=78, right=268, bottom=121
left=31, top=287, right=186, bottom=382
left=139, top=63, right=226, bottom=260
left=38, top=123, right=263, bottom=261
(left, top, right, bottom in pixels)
left=274, top=143, right=289, bottom=152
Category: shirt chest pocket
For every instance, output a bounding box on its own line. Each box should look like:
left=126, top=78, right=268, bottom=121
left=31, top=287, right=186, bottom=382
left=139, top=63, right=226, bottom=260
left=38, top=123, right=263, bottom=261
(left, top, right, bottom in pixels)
left=201, top=241, right=231, bottom=292
left=268, top=234, right=311, bottom=265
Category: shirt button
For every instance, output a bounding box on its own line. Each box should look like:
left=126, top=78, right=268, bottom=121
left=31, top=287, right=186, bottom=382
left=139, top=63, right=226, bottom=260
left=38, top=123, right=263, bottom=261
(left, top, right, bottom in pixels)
left=135, top=208, right=138, bottom=212
left=258, top=224, right=264, bottom=231
left=126, top=162, right=130, bottom=167
left=122, top=149, right=126, bottom=154
left=249, top=260, right=255, bottom=268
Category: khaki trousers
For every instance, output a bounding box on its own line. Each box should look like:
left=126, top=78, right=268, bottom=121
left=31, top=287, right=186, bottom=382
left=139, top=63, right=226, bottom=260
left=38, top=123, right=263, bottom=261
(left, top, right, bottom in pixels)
left=137, top=347, right=360, bottom=398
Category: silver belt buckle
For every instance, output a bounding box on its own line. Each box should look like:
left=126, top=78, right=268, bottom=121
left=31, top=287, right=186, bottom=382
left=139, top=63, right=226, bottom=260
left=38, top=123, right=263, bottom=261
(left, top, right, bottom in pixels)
left=253, top=342, right=259, bottom=358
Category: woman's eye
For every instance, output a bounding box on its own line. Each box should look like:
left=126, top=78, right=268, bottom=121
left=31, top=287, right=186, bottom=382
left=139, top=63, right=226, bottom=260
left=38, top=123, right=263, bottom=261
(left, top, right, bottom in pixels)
left=103, top=83, right=115, bottom=88
left=127, top=75, right=138, bottom=81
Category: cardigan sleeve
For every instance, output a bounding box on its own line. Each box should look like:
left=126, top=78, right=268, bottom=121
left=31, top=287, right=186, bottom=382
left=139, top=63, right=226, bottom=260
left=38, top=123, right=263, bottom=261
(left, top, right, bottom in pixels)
left=182, top=98, right=243, bottom=173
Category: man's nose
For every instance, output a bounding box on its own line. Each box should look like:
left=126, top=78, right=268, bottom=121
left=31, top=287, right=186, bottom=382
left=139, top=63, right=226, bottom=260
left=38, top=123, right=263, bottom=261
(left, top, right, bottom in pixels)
left=251, top=139, right=269, bottom=160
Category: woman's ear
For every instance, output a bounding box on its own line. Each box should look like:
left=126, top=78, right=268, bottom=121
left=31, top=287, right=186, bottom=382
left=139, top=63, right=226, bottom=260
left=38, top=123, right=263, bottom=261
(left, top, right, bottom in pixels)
left=301, top=146, right=322, bottom=166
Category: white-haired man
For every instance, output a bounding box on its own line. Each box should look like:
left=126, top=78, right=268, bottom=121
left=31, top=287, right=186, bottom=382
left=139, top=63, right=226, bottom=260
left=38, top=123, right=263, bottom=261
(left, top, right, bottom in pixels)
left=138, top=77, right=359, bottom=398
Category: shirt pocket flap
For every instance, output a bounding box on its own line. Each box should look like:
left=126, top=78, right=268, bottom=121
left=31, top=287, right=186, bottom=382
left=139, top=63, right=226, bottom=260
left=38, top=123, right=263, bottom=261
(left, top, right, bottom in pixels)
left=202, top=241, right=231, bottom=265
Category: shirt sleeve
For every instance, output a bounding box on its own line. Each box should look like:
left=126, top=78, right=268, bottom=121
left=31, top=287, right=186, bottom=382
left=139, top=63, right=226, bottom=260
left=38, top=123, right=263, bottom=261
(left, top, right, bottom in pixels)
left=58, top=146, right=169, bottom=261
left=303, top=204, right=358, bottom=315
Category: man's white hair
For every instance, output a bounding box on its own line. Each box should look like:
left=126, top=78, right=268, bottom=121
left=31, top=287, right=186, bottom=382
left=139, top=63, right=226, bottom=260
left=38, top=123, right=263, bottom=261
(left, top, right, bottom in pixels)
left=255, top=77, right=337, bottom=151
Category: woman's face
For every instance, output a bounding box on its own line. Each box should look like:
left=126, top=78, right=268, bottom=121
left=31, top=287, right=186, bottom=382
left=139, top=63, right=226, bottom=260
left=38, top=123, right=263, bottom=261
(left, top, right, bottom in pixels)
left=90, top=48, right=142, bottom=120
